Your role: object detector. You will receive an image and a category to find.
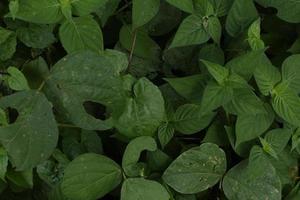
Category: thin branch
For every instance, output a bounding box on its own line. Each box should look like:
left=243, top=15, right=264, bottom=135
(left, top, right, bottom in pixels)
left=126, top=29, right=137, bottom=73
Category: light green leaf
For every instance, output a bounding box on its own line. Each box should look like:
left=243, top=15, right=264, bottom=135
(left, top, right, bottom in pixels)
left=13, top=0, right=63, bottom=24
left=9, top=0, right=19, bottom=20
left=163, top=143, right=226, bottom=194
left=172, top=104, right=215, bottom=135
left=6, top=67, right=30, bottom=91
left=113, top=78, right=165, bottom=139
left=235, top=104, right=274, bottom=145
left=59, top=15, right=103, bottom=53
left=62, top=153, right=122, bottom=200
left=71, top=0, right=108, bottom=16
left=222, top=146, right=281, bottom=200
left=247, top=18, right=265, bottom=50
left=45, top=51, right=126, bottom=131
left=271, top=82, right=300, bottom=126
left=205, top=16, right=221, bottom=45
left=225, top=0, right=258, bottom=36
left=0, top=27, right=17, bottom=61
left=132, top=0, right=160, bottom=29
left=121, top=178, right=170, bottom=200
left=16, top=24, right=56, bottom=49
left=122, top=136, right=157, bottom=177
left=164, top=74, right=206, bottom=103
left=281, top=54, right=300, bottom=93
left=254, top=54, right=281, bottom=95
left=0, top=91, right=58, bottom=170
left=165, top=0, right=194, bottom=13
left=169, top=15, right=210, bottom=49
left=255, top=0, right=300, bottom=23
left=201, top=60, right=229, bottom=85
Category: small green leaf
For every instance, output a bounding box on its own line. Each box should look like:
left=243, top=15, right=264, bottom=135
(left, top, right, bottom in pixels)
left=247, top=18, right=265, bottom=50
left=201, top=60, right=229, bottom=85
left=9, top=0, right=19, bottom=20
left=0, top=27, right=17, bottom=61
left=122, top=136, right=157, bottom=177
left=6, top=67, right=30, bottom=91
left=281, top=54, right=300, bottom=93
left=169, top=15, right=210, bottom=49
left=158, top=123, right=174, bottom=148
left=163, top=143, right=226, bottom=194
left=121, top=178, right=170, bottom=200
left=0, top=148, right=8, bottom=181
left=71, top=0, right=108, bottom=16
left=205, top=16, right=222, bottom=45
left=62, top=153, right=122, bottom=200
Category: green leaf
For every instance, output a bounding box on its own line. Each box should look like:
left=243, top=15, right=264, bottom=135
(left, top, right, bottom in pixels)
left=62, top=153, right=122, bottom=200
left=119, top=25, right=161, bottom=61
left=16, top=24, right=56, bottom=49
left=235, top=104, right=274, bottom=145
left=201, top=60, right=229, bottom=85
left=222, top=146, right=281, bottom=200
left=163, top=143, right=226, bottom=194
left=158, top=123, right=175, bottom=148
left=122, top=136, right=157, bottom=177
left=81, top=130, right=103, bottom=154
left=71, top=0, right=108, bottom=16
left=271, top=82, right=300, bottom=126
left=255, top=0, right=300, bottom=23
left=13, top=0, right=63, bottom=24
left=169, top=15, right=210, bottom=49
left=0, top=148, right=8, bottom=181
left=209, top=0, right=233, bottom=16
left=45, top=51, right=125, bottom=131
left=121, top=178, right=170, bottom=200
left=95, top=0, right=120, bottom=26
left=172, top=104, right=215, bottom=135
left=254, top=54, right=281, bottom=95
left=194, top=0, right=215, bottom=17
left=113, top=78, right=165, bottom=139
left=0, top=91, right=58, bottom=170
left=59, top=15, right=103, bottom=53
left=164, top=74, right=206, bottom=103
left=6, top=67, right=30, bottom=91
left=0, top=108, right=8, bottom=126
left=205, top=16, right=222, bottom=45
left=7, top=168, right=33, bottom=189
left=281, top=54, right=300, bottom=93
left=9, top=0, right=19, bottom=20
left=165, top=0, right=194, bottom=13
left=0, top=27, right=17, bottom=61
left=199, top=44, right=225, bottom=66
left=263, top=129, right=292, bottom=155
left=200, top=81, right=233, bottom=113
left=225, top=0, right=258, bottom=36
left=247, top=18, right=265, bottom=50
left=132, top=0, right=160, bottom=29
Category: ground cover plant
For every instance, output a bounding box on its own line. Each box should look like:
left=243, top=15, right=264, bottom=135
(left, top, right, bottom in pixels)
left=1, top=0, right=300, bottom=199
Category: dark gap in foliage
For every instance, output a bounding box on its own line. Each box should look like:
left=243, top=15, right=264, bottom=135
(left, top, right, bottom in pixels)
left=83, top=101, right=107, bottom=121
left=7, top=107, right=18, bottom=124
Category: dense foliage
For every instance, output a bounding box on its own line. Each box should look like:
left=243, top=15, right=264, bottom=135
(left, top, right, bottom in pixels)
left=1, top=0, right=300, bottom=199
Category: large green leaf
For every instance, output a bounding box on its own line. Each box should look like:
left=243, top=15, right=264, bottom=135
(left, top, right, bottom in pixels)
left=62, top=153, right=122, bottom=200
left=114, top=78, right=165, bottom=139
left=165, top=0, right=194, bottom=13
left=121, top=178, right=170, bottom=200
left=71, top=0, right=108, bottom=16
left=0, top=27, right=17, bottom=61
left=169, top=15, right=210, bottom=49
left=222, top=146, right=281, bottom=200
left=281, top=54, right=300, bottom=93
left=45, top=51, right=126, bottom=130
left=271, top=82, right=300, bottom=126
left=13, top=0, right=63, bottom=24
left=255, top=0, right=300, bottom=23
left=225, top=0, right=258, bottom=36
left=122, top=136, right=157, bottom=177
left=0, top=91, right=58, bottom=170
left=59, top=15, right=103, bottom=53
left=163, top=143, right=226, bottom=194
left=172, top=104, right=215, bottom=134
left=132, top=0, right=160, bottom=29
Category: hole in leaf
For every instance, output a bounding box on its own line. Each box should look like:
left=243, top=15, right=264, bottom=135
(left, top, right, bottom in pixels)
left=83, top=101, right=107, bottom=120
left=7, top=107, right=19, bottom=124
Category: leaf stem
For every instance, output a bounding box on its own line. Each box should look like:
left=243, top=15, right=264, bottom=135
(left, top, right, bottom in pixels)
left=126, top=29, right=137, bottom=73
left=58, top=123, right=80, bottom=129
